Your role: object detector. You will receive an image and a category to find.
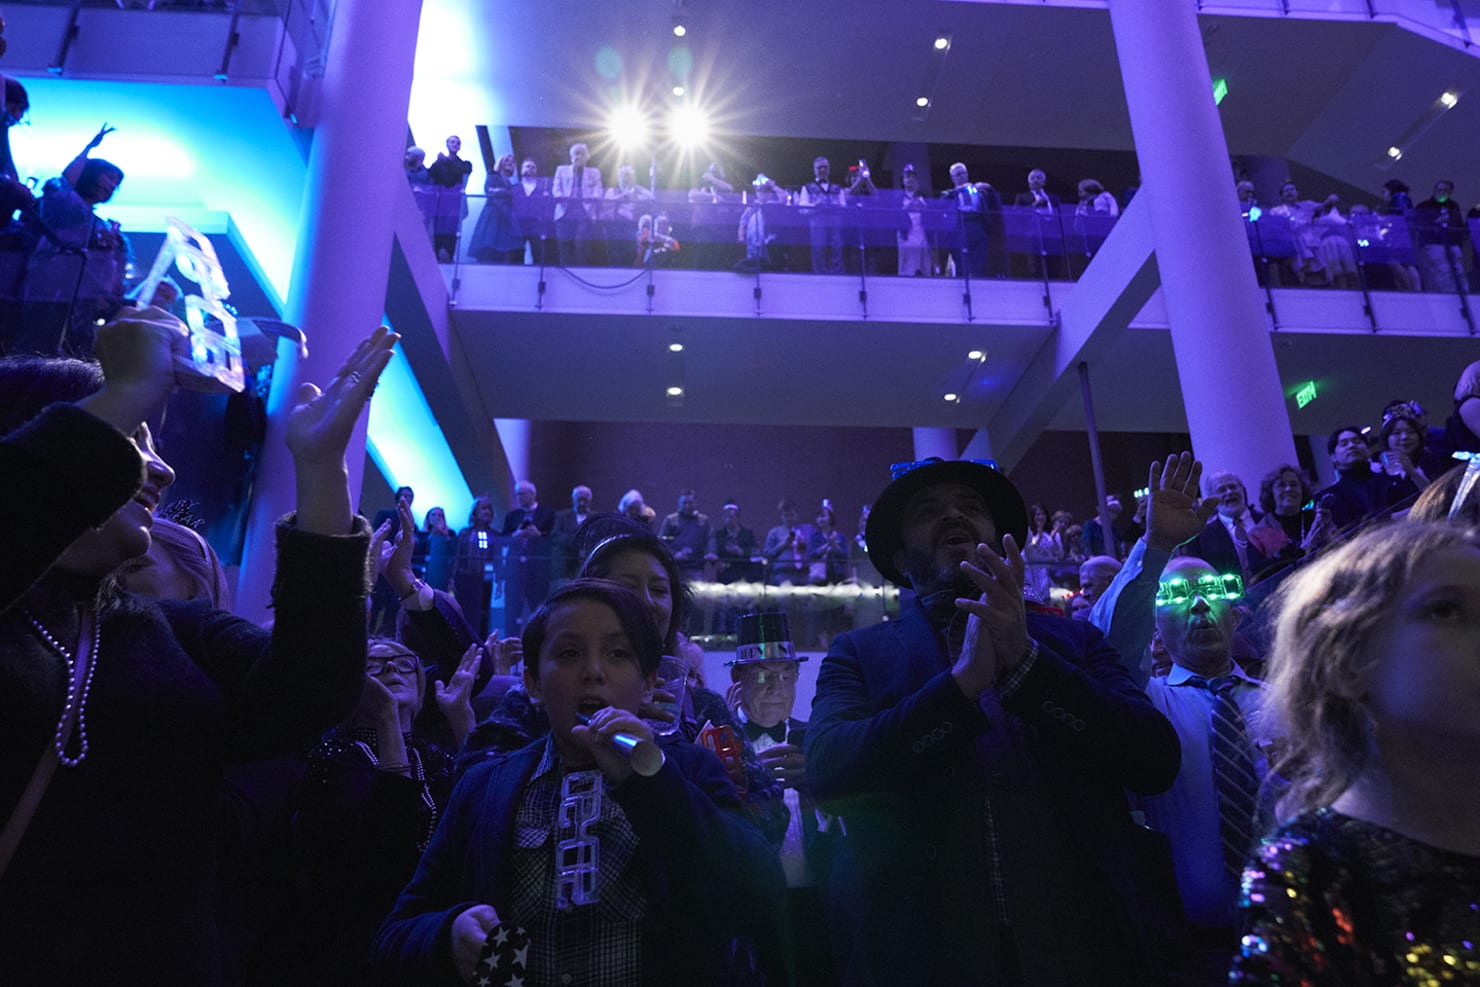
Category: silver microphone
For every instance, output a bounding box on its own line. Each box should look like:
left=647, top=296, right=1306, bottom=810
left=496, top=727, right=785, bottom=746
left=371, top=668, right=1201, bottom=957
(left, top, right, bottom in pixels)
left=575, top=713, right=663, bottom=777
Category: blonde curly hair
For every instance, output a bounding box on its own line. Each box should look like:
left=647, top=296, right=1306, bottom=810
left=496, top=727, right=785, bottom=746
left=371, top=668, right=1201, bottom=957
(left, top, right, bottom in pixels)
left=1265, top=520, right=1480, bottom=819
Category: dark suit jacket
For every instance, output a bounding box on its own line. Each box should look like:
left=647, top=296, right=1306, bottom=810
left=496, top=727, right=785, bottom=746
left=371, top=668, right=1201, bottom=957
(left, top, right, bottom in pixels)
left=499, top=505, right=556, bottom=569
left=1315, top=469, right=1420, bottom=532
left=371, top=737, right=785, bottom=985
left=1177, top=514, right=1269, bottom=579
left=1012, top=190, right=1062, bottom=210
left=807, top=600, right=1182, bottom=985
left=549, top=508, right=586, bottom=580
left=511, top=177, right=553, bottom=238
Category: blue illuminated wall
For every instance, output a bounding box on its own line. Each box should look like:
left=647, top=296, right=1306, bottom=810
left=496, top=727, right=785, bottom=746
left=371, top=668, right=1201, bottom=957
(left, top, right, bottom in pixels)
left=14, top=76, right=473, bottom=524
left=12, top=78, right=305, bottom=306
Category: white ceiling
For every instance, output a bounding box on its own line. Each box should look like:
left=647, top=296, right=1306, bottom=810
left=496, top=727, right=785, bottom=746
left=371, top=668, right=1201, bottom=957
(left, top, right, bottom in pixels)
left=416, top=1, right=1480, bottom=196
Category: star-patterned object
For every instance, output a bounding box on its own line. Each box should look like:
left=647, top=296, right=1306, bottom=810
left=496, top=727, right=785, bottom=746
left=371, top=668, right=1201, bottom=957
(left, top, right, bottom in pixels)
left=475, top=922, right=530, bottom=986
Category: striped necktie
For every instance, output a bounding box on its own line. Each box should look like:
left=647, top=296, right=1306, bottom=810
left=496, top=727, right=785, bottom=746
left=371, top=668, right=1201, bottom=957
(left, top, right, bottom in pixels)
left=1187, top=674, right=1259, bottom=878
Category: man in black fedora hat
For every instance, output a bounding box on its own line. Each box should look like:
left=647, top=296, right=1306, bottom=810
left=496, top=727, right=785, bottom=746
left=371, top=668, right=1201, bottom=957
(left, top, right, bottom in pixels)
left=727, top=611, right=837, bottom=985
left=807, top=458, right=1182, bottom=985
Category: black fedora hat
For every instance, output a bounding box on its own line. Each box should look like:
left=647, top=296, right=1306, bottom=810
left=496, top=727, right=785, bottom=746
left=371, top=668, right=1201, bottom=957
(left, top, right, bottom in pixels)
left=864, top=459, right=1029, bottom=588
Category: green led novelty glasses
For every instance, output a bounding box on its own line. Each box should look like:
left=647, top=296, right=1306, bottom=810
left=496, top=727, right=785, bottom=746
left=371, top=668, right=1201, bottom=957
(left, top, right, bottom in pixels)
left=1154, top=572, right=1244, bottom=606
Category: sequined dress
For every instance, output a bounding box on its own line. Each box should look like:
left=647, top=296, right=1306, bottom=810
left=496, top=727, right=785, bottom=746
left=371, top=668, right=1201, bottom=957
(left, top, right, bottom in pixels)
left=1231, top=808, right=1480, bottom=985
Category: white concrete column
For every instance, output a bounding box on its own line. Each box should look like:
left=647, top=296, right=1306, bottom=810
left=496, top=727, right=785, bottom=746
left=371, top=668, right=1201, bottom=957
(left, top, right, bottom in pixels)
left=235, top=0, right=424, bottom=621
left=960, top=429, right=996, bottom=464
left=494, top=417, right=531, bottom=492
left=913, top=426, right=959, bottom=462
left=1107, top=0, right=1297, bottom=489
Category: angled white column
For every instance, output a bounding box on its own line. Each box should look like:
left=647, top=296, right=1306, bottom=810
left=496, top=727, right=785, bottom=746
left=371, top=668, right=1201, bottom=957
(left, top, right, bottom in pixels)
left=235, top=0, right=424, bottom=621
left=1107, top=0, right=1297, bottom=488
left=495, top=418, right=532, bottom=493
left=913, top=427, right=960, bottom=462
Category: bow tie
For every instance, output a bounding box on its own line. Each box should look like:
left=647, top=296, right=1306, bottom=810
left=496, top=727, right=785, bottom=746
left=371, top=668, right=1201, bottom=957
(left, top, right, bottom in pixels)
left=743, top=719, right=787, bottom=745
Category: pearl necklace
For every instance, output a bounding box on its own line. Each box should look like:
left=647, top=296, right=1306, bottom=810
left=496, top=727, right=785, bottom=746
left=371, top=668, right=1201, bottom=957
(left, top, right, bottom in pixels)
left=353, top=737, right=439, bottom=849
left=24, top=608, right=98, bottom=767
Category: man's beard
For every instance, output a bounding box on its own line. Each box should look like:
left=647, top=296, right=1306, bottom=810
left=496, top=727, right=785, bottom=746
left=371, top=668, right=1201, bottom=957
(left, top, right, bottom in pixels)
left=900, top=545, right=974, bottom=599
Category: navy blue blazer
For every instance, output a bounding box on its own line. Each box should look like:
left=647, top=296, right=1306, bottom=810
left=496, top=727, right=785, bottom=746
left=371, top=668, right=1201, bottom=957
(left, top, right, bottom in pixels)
left=808, top=601, right=1182, bottom=985
left=371, top=736, right=785, bottom=985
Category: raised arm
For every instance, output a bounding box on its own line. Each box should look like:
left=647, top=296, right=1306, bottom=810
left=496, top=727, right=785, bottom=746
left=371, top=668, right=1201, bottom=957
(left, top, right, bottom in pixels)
left=1089, top=453, right=1216, bottom=681
left=63, top=123, right=114, bottom=185
left=285, top=326, right=397, bottom=535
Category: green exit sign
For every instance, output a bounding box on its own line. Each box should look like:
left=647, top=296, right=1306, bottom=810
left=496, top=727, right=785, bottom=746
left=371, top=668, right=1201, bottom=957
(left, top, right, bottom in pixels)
left=1294, top=381, right=1317, bottom=408
left=1212, top=78, right=1229, bottom=105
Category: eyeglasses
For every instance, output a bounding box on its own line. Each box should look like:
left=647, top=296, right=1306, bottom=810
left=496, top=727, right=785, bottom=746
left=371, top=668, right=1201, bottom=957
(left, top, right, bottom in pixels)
left=736, top=665, right=799, bottom=686
left=1155, top=573, right=1244, bottom=606
left=889, top=457, right=999, bottom=481
left=366, top=654, right=419, bottom=676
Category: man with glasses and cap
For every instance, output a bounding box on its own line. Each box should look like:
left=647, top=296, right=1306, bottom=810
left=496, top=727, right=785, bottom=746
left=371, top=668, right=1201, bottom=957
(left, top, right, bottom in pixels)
left=807, top=457, right=1182, bottom=986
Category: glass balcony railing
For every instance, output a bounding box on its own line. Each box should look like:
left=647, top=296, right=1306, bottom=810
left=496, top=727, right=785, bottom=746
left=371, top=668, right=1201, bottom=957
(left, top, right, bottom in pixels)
left=418, top=187, right=1122, bottom=282
left=420, top=186, right=1480, bottom=303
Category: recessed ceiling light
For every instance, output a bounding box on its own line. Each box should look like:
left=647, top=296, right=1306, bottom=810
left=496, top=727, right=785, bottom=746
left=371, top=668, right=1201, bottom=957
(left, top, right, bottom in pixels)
left=943, top=393, right=958, bottom=402
left=672, top=85, right=685, bottom=96
left=667, top=386, right=684, bottom=397
left=669, top=342, right=684, bottom=353
left=673, top=24, right=686, bottom=37
left=967, top=349, right=984, bottom=361
left=934, top=36, right=950, bottom=51
left=915, top=97, right=930, bottom=108
left=1387, top=146, right=1403, bottom=160
left=1440, top=90, right=1460, bottom=108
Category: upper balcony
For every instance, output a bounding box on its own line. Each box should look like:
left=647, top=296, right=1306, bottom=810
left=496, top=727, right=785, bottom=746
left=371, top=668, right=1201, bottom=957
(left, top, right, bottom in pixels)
left=406, top=185, right=1479, bottom=458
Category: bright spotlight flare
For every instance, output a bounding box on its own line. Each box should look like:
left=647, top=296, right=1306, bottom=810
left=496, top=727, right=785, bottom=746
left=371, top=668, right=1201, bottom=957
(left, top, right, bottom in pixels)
left=669, top=103, right=709, bottom=149
left=608, top=105, right=649, bottom=149
left=575, top=712, right=663, bottom=776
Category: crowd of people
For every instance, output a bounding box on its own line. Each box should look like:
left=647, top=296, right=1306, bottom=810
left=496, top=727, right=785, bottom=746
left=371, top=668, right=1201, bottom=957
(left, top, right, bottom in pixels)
left=1, top=80, right=1478, bottom=982
left=3, top=300, right=1479, bottom=985
left=367, top=362, right=1479, bottom=658
left=407, top=135, right=1480, bottom=293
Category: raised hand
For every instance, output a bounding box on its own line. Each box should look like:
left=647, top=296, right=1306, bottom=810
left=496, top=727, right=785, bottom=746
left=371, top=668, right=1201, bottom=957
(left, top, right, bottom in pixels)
left=494, top=633, right=523, bottom=675
left=952, top=534, right=1029, bottom=696
left=376, top=501, right=417, bottom=593
left=348, top=674, right=399, bottom=734
left=86, top=123, right=116, bottom=150
left=287, top=327, right=398, bottom=535
left=434, top=643, right=481, bottom=750
left=572, top=706, right=655, bottom=783
left=1144, top=453, right=1219, bottom=552
left=285, top=326, right=397, bottom=470
left=78, top=307, right=186, bottom=433
left=725, top=680, right=744, bottom=716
